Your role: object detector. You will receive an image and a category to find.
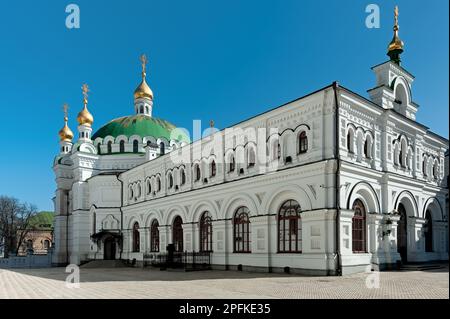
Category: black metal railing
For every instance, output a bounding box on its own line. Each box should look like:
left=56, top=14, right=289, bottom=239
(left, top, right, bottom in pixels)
left=150, top=251, right=211, bottom=271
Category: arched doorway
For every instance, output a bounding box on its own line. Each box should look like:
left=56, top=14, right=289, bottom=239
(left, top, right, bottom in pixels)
left=425, top=210, right=433, bottom=252
left=172, top=216, right=183, bottom=252
left=104, top=237, right=116, bottom=260
left=397, top=203, right=408, bottom=263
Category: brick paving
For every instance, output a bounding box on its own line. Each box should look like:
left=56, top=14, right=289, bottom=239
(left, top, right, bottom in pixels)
left=0, top=265, right=448, bottom=299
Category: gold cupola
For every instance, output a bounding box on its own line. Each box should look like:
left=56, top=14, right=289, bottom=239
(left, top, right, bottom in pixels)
left=77, top=83, right=94, bottom=126
left=387, top=6, right=404, bottom=65
left=134, top=54, right=154, bottom=100
left=59, top=104, right=74, bottom=142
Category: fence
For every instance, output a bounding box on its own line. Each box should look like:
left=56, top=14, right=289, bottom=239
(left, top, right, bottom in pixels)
left=0, top=250, right=53, bottom=269
left=148, top=251, right=211, bottom=271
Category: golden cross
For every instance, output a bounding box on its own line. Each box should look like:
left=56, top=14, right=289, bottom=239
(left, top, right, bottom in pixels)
left=82, top=83, right=89, bottom=101
left=140, top=54, right=148, bottom=74
left=394, top=6, right=399, bottom=26
left=63, top=103, right=69, bottom=120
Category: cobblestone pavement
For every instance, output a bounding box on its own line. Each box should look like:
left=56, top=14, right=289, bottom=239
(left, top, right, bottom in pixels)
left=0, top=265, right=448, bottom=299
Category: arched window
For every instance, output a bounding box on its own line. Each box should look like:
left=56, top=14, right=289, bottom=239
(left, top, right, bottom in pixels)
left=278, top=200, right=302, bottom=253
left=156, top=176, right=161, bottom=192
left=433, top=160, right=439, bottom=179
left=140, top=105, right=144, bottom=114
left=364, top=139, right=369, bottom=158
left=194, top=164, right=201, bottom=181
left=146, top=179, right=151, bottom=195
left=160, top=142, right=165, bottom=155
left=347, top=129, right=354, bottom=153
left=120, top=140, right=125, bottom=153
left=132, top=222, right=140, bottom=252
left=43, top=240, right=50, bottom=250
left=298, top=131, right=308, bottom=154
left=172, top=216, right=183, bottom=252
left=233, top=207, right=251, bottom=253
left=150, top=220, right=160, bottom=252
left=352, top=199, right=366, bottom=253
left=180, top=168, right=186, bottom=185
left=425, top=210, right=433, bottom=252
left=97, top=143, right=101, bottom=155
left=133, top=140, right=139, bottom=153
left=248, top=148, right=256, bottom=167
left=107, top=141, right=112, bottom=154
left=422, top=155, right=427, bottom=176
left=229, top=155, right=235, bottom=172
left=168, top=172, right=173, bottom=189
left=210, top=160, right=216, bottom=177
left=199, top=211, right=213, bottom=252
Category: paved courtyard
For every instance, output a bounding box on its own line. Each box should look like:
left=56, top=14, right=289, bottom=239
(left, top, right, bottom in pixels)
left=0, top=265, right=448, bottom=299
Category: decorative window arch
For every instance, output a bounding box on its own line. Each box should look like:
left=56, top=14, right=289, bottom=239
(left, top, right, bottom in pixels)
left=172, top=216, right=183, bottom=252
left=229, top=154, right=235, bottom=173
left=210, top=160, right=216, bottom=177
left=199, top=211, right=213, bottom=252
left=352, top=199, right=366, bottom=253
left=156, top=176, right=161, bottom=192
left=422, top=154, right=427, bottom=176
left=132, top=222, right=140, bottom=252
left=119, top=140, right=125, bottom=153
left=433, top=160, right=439, bottom=179
left=180, top=168, right=186, bottom=185
left=347, top=128, right=354, bottom=153
left=278, top=200, right=302, bottom=253
left=194, top=163, right=201, bottom=181
left=107, top=141, right=112, bottom=154
left=233, top=207, right=251, bottom=253
left=128, top=185, right=133, bottom=200
left=248, top=147, right=256, bottom=167
left=364, top=134, right=373, bottom=159
left=146, top=179, right=152, bottom=195
left=150, top=220, right=160, bottom=252
left=298, top=131, right=308, bottom=154
left=168, top=172, right=173, bottom=189
left=133, top=140, right=139, bottom=153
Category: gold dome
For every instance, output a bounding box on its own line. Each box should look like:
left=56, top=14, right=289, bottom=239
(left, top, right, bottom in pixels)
left=387, top=6, right=404, bottom=64
left=134, top=77, right=154, bottom=100
left=77, top=104, right=94, bottom=126
left=59, top=117, right=74, bottom=142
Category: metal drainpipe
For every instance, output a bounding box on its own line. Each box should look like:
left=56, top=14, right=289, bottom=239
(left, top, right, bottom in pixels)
left=116, top=174, right=124, bottom=260
left=333, top=81, right=342, bottom=276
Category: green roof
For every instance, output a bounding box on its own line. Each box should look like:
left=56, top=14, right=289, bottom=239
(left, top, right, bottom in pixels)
left=29, top=211, right=54, bottom=230
left=92, top=115, right=190, bottom=143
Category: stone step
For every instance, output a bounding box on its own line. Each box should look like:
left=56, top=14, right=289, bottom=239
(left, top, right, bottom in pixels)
left=80, top=260, right=127, bottom=268
left=400, top=263, right=445, bottom=271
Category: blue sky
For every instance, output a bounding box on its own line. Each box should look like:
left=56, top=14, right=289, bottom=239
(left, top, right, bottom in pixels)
left=0, top=0, right=448, bottom=211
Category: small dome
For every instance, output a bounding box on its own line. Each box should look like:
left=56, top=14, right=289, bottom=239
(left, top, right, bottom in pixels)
left=134, top=78, right=153, bottom=100
left=59, top=118, right=74, bottom=142
left=77, top=105, right=94, bottom=127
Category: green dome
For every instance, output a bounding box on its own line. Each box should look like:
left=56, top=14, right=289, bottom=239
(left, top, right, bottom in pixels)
left=92, top=115, right=189, bottom=143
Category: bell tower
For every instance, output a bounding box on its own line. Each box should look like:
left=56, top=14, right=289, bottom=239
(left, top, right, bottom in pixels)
left=367, top=6, right=419, bottom=120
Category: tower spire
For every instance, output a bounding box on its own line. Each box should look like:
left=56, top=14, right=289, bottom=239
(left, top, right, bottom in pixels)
left=387, top=6, right=404, bottom=65
left=134, top=54, right=154, bottom=116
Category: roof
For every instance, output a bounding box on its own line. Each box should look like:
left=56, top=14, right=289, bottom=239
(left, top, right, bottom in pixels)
left=92, top=115, right=190, bottom=143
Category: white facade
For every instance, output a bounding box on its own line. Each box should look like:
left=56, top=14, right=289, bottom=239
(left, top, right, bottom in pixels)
left=52, top=54, right=448, bottom=275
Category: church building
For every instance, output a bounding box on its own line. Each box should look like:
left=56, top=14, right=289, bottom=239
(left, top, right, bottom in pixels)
left=53, top=8, right=448, bottom=275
